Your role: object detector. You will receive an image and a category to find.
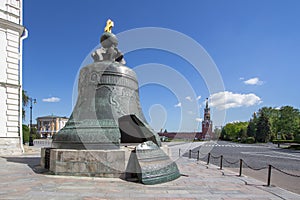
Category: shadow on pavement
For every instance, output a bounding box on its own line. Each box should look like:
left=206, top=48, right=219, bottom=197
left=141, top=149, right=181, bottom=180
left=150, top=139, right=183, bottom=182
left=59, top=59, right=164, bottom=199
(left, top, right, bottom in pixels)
left=2, top=156, right=48, bottom=174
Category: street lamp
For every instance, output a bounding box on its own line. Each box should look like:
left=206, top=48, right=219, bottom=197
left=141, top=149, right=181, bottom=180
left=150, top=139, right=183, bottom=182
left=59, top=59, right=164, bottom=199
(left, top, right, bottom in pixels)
left=29, top=97, right=37, bottom=146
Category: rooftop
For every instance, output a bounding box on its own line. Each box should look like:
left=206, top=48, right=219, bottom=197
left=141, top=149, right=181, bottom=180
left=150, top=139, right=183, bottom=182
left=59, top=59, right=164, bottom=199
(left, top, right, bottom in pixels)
left=36, top=115, right=68, bottom=119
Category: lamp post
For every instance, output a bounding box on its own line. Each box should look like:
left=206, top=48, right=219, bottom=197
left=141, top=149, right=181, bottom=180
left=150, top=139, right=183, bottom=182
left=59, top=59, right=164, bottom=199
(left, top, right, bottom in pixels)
left=29, top=97, right=37, bottom=146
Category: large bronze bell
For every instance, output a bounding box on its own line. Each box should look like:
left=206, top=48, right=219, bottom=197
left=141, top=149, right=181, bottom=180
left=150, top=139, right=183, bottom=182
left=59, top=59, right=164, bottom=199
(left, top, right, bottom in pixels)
left=51, top=21, right=180, bottom=184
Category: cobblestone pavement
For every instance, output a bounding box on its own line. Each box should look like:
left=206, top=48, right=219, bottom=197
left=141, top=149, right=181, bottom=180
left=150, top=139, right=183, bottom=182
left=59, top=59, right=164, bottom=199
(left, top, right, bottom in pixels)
left=0, top=143, right=299, bottom=200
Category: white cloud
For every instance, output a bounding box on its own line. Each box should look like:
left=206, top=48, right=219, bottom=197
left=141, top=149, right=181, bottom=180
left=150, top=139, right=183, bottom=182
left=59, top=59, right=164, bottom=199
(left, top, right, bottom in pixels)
left=174, top=102, right=181, bottom=107
left=239, top=77, right=245, bottom=80
left=195, top=118, right=203, bottom=122
left=243, top=77, right=263, bottom=85
left=228, top=120, right=242, bottom=124
left=185, top=96, right=193, bottom=102
left=42, top=97, right=60, bottom=103
left=184, top=95, right=201, bottom=102
left=209, top=91, right=262, bottom=110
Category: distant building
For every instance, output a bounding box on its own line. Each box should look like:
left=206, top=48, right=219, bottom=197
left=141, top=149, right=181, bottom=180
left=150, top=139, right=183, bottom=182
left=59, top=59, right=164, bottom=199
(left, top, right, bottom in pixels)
left=37, top=115, right=68, bottom=138
left=158, top=97, right=215, bottom=140
left=202, top=98, right=213, bottom=139
left=158, top=131, right=205, bottom=141
left=0, top=0, right=26, bottom=155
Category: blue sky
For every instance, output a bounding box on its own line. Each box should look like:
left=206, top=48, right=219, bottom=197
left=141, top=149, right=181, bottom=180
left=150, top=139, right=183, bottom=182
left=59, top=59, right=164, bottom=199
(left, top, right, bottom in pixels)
left=23, top=0, right=300, bottom=132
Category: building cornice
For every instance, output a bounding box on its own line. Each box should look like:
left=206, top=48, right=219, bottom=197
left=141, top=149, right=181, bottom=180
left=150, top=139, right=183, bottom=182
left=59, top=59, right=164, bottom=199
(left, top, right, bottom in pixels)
left=0, top=81, right=21, bottom=88
left=37, top=116, right=69, bottom=120
left=0, top=17, right=24, bottom=35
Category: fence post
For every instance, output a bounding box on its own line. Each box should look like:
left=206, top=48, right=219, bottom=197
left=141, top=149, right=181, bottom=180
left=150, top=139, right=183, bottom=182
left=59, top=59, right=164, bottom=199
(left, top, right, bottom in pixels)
left=239, top=159, right=243, bottom=176
left=189, top=150, right=191, bottom=159
left=267, top=165, right=272, bottom=186
left=197, top=150, right=200, bottom=161
left=207, top=153, right=210, bottom=165
left=179, top=148, right=181, bottom=157
left=220, top=155, right=223, bottom=170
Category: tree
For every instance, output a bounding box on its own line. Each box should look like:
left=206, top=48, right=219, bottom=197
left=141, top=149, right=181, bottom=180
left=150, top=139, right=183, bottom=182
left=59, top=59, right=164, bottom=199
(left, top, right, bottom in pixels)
left=257, top=107, right=274, bottom=119
left=220, top=128, right=227, bottom=140
left=22, top=124, right=30, bottom=144
left=256, top=112, right=271, bottom=142
left=278, top=106, right=300, bottom=140
left=221, top=121, right=248, bottom=142
left=222, top=105, right=300, bottom=143
left=247, top=112, right=257, bottom=139
left=238, top=128, right=248, bottom=142
left=22, top=124, right=39, bottom=144
left=22, top=90, right=29, bottom=120
left=257, top=107, right=278, bottom=139
left=247, top=120, right=256, bottom=138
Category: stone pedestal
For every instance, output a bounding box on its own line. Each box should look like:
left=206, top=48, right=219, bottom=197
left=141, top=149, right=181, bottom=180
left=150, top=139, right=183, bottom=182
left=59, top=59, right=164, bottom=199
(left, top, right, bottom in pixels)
left=48, top=149, right=125, bottom=177
left=41, top=144, right=179, bottom=184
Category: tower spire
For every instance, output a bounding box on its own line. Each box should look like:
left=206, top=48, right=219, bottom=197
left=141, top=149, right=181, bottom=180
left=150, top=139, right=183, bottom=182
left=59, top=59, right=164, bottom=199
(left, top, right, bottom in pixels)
left=202, top=97, right=213, bottom=140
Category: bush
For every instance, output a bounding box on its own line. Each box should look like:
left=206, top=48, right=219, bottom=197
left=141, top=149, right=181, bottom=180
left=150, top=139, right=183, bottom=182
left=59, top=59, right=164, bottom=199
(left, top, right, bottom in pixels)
left=246, top=137, right=255, bottom=144
left=22, top=125, right=40, bottom=144
left=22, top=124, right=30, bottom=143
left=241, top=137, right=247, bottom=143
left=272, top=139, right=295, bottom=144
left=289, top=144, right=300, bottom=150
left=295, top=134, right=300, bottom=143
left=285, top=133, right=294, bottom=140
left=232, top=138, right=239, bottom=143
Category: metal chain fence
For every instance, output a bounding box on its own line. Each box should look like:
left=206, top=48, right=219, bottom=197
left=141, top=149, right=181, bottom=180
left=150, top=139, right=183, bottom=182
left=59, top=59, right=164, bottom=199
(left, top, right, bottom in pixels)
left=183, top=148, right=300, bottom=186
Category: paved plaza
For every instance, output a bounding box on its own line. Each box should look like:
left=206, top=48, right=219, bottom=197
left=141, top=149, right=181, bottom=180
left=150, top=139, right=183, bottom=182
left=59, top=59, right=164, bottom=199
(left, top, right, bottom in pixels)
left=0, top=142, right=299, bottom=200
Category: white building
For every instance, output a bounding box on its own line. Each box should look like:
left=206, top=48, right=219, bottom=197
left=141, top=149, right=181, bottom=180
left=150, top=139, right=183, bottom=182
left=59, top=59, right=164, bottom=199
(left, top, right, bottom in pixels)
left=0, top=0, right=26, bottom=155
left=37, top=115, right=68, bottom=138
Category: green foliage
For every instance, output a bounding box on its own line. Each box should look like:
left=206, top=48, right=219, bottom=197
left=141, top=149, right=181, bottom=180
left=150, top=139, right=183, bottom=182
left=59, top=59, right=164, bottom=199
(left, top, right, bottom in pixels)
left=221, top=105, right=300, bottom=143
left=257, top=107, right=278, bottom=139
left=277, top=106, right=300, bottom=137
left=22, top=90, right=29, bottom=120
left=288, top=145, right=300, bottom=150
left=285, top=133, right=294, bottom=140
left=256, top=112, right=271, bottom=142
left=238, top=127, right=248, bottom=142
left=246, top=106, right=300, bottom=143
left=22, top=124, right=29, bottom=143
left=22, top=124, right=40, bottom=144
left=220, top=128, right=228, bottom=140
left=247, top=113, right=257, bottom=139
left=295, top=134, right=300, bottom=142
left=272, top=140, right=296, bottom=144
left=246, top=137, right=255, bottom=144
left=32, top=127, right=40, bottom=139
left=221, top=121, right=248, bottom=141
